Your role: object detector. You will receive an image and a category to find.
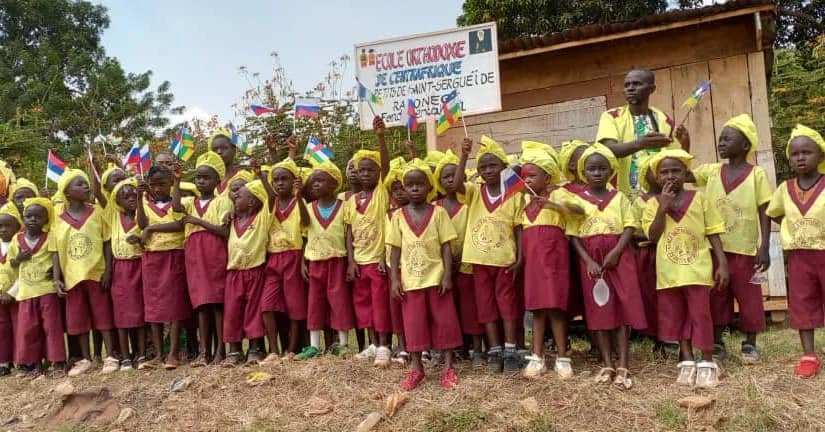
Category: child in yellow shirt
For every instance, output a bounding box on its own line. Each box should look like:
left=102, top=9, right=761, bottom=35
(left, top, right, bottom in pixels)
left=0, top=202, right=21, bottom=375
left=388, top=159, right=461, bottom=390
left=208, top=128, right=247, bottom=198
left=766, top=124, right=825, bottom=378
left=642, top=149, right=729, bottom=388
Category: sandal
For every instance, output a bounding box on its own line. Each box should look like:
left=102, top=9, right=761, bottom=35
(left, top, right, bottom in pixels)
left=795, top=354, right=821, bottom=378
left=163, top=355, right=180, bottom=370
left=221, top=352, right=243, bottom=368
left=393, top=351, right=410, bottom=367
left=245, top=348, right=264, bottom=366
left=676, top=361, right=697, bottom=386
left=613, top=367, right=633, bottom=390
left=594, top=367, right=615, bottom=384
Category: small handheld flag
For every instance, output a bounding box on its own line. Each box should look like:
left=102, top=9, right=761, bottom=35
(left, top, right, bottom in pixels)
left=681, top=81, right=711, bottom=109
left=250, top=104, right=277, bottom=116
left=124, top=139, right=142, bottom=174
left=399, top=98, right=418, bottom=132
left=139, top=143, right=152, bottom=174
left=303, top=136, right=334, bottom=166
left=170, top=125, right=195, bottom=161
left=356, top=81, right=383, bottom=106
left=437, top=90, right=463, bottom=135
left=500, top=166, right=526, bottom=203
left=295, top=98, right=321, bottom=119
left=46, top=150, right=67, bottom=185
left=228, top=123, right=252, bottom=155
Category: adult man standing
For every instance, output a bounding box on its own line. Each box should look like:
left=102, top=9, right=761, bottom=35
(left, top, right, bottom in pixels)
left=596, top=69, right=690, bottom=196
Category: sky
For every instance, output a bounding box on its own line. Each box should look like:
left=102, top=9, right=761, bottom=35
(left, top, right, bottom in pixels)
left=96, top=0, right=463, bottom=126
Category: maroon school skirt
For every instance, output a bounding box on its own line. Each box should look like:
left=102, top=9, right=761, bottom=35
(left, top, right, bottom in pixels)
left=142, top=250, right=191, bottom=323
left=185, top=231, right=227, bottom=308
left=578, top=235, right=647, bottom=331
left=0, top=302, right=16, bottom=363
left=523, top=226, right=571, bottom=311
left=112, top=258, right=144, bottom=329
left=636, top=245, right=657, bottom=337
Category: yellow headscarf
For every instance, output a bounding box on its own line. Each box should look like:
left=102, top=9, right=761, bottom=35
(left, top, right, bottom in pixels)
left=787, top=124, right=825, bottom=173
left=9, top=178, right=39, bottom=199
left=110, top=178, right=138, bottom=213
left=207, top=127, right=234, bottom=151
left=577, top=143, right=619, bottom=182
left=101, top=164, right=125, bottom=190
left=54, top=169, right=90, bottom=204
left=723, top=114, right=759, bottom=162
left=353, top=150, right=382, bottom=169
left=313, top=161, right=342, bottom=192
left=231, top=170, right=256, bottom=185
left=23, top=197, right=54, bottom=232
left=269, top=157, right=300, bottom=184
left=0, top=160, right=14, bottom=200
left=196, top=151, right=227, bottom=180
left=558, top=140, right=590, bottom=181
left=0, top=202, right=22, bottom=227
left=298, top=167, right=313, bottom=185
left=244, top=180, right=268, bottom=206
left=478, top=135, right=508, bottom=165
left=179, top=182, right=201, bottom=198
left=434, top=149, right=460, bottom=195
left=520, top=141, right=562, bottom=185
left=649, top=149, right=694, bottom=176
left=424, top=150, right=446, bottom=169
left=402, top=158, right=438, bottom=202
left=383, top=161, right=407, bottom=192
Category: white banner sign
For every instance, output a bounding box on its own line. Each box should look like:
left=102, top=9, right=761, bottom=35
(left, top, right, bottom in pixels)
left=354, top=22, right=501, bottom=130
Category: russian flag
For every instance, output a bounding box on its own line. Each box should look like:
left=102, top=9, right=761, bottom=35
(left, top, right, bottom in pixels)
left=250, top=104, right=277, bottom=116
left=295, top=97, right=320, bottom=118
left=500, top=166, right=525, bottom=202
left=124, top=140, right=142, bottom=173
left=139, top=143, right=152, bottom=173
left=46, top=150, right=67, bottom=184
left=400, top=98, right=418, bottom=132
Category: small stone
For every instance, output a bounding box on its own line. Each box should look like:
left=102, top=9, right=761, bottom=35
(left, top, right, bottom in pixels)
left=677, top=395, right=715, bottom=410
left=54, top=381, right=75, bottom=396
left=115, top=408, right=135, bottom=425
left=519, top=397, right=540, bottom=414
left=170, top=376, right=192, bottom=392
left=355, top=412, right=383, bottom=432
left=383, top=392, right=409, bottom=418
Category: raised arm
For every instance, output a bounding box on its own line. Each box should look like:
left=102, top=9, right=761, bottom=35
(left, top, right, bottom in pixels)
left=374, top=116, right=390, bottom=179
left=453, top=137, right=473, bottom=195
left=135, top=179, right=148, bottom=229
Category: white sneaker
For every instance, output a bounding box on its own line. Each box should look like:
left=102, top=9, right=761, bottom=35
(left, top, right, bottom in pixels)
left=523, top=354, right=546, bottom=378
left=68, top=359, right=93, bottom=377
left=374, top=346, right=391, bottom=368
left=101, top=357, right=120, bottom=374
left=354, top=344, right=377, bottom=361
left=676, top=361, right=696, bottom=386
left=554, top=357, right=574, bottom=380
left=695, top=361, right=720, bottom=388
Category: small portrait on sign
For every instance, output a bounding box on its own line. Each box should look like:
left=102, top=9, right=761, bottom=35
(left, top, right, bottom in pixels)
left=469, top=29, right=492, bottom=54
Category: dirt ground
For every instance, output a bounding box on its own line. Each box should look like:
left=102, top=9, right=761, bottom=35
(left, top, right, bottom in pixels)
left=2, top=326, right=825, bottom=432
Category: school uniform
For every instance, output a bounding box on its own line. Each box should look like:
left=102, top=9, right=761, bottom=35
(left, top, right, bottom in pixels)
left=215, top=167, right=246, bottom=199
left=0, top=241, right=17, bottom=364
left=182, top=195, right=232, bottom=308
left=10, top=232, right=66, bottom=365
left=344, top=187, right=392, bottom=334
left=562, top=182, right=588, bottom=317
left=386, top=205, right=462, bottom=353
left=632, top=193, right=658, bottom=337
left=223, top=207, right=271, bottom=343
left=141, top=199, right=190, bottom=323
left=694, top=163, right=772, bottom=333
left=263, top=197, right=305, bottom=320
left=304, top=199, right=355, bottom=331
left=642, top=190, right=725, bottom=351
left=568, top=188, right=647, bottom=331
left=766, top=176, right=825, bottom=330
left=110, top=211, right=144, bottom=329
left=386, top=209, right=404, bottom=336
left=51, top=204, right=113, bottom=335
left=461, top=183, right=523, bottom=324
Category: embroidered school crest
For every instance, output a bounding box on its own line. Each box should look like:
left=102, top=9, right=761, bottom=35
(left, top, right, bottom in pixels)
left=67, top=232, right=93, bottom=260
left=404, top=240, right=428, bottom=278
left=20, top=265, right=44, bottom=283
left=716, top=196, right=742, bottom=234
left=269, top=226, right=294, bottom=251
left=470, top=215, right=506, bottom=253
left=790, top=217, right=825, bottom=250
left=352, top=216, right=378, bottom=249
left=579, top=216, right=618, bottom=237
left=308, top=233, right=338, bottom=260
left=665, top=226, right=700, bottom=265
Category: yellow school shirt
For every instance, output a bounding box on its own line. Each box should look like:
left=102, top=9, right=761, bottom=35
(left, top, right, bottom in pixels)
left=227, top=208, right=272, bottom=270
left=110, top=211, right=142, bottom=260
left=50, top=204, right=107, bottom=291
left=437, top=199, right=472, bottom=275
left=142, top=199, right=185, bottom=251
left=765, top=177, right=825, bottom=250
left=566, top=189, right=638, bottom=238
left=386, top=205, right=457, bottom=291
left=632, top=193, right=655, bottom=245
left=215, top=167, right=248, bottom=198
left=693, top=163, right=772, bottom=256
left=344, top=187, right=390, bottom=265
left=304, top=199, right=347, bottom=261
left=520, top=188, right=570, bottom=230
left=595, top=105, right=681, bottom=195
left=641, top=191, right=726, bottom=289
left=181, top=195, right=234, bottom=240
left=267, top=198, right=303, bottom=253
left=9, top=232, right=56, bottom=301
left=461, top=183, right=524, bottom=267
left=0, top=243, right=15, bottom=293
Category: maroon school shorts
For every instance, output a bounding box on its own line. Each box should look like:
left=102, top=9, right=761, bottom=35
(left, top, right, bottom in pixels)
left=111, top=258, right=144, bottom=329
left=657, top=285, right=714, bottom=351
left=455, top=272, right=483, bottom=335
left=637, top=245, right=658, bottom=337
left=306, top=257, right=355, bottom=331
left=15, top=294, right=66, bottom=365
left=401, top=287, right=463, bottom=353
left=142, top=250, right=191, bottom=323
left=710, top=252, right=765, bottom=332
left=473, top=264, right=518, bottom=324
left=223, top=266, right=265, bottom=343
left=0, top=302, right=16, bottom=363
left=787, top=250, right=825, bottom=330
left=352, top=263, right=391, bottom=334
left=523, top=226, right=570, bottom=311
left=185, top=231, right=227, bottom=308
left=263, top=250, right=306, bottom=320
left=65, top=280, right=114, bottom=335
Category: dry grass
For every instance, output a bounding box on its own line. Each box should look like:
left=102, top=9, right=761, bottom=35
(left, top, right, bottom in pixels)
left=3, top=327, right=825, bottom=432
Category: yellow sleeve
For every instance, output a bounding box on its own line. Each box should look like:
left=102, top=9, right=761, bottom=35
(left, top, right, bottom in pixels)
left=641, top=197, right=659, bottom=238
left=385, top=211, right=402, bottom=248
left=691, top=164, right=714, bottom=187
left=563, top=194, right=586, bottom=237
left=513, top=192, right=525, bottom=225
left=464, top=182, right=478, bottom=203
left=218, top=196, right=234, bottom=223
left=342, top=199, right=354, bottom=225
left=765, top=182, right=786, bottom=218
left=620, top=194, right=640, bottom=229
left=436, top=208, right=458, bottom=245
left=753, top=167, right=773, bottom=206
left=47, top=231, right=57, bottom=252
left=182, top=197, right=194, bottom=215
left=7, top=239, right=18, bottom=262
left=595, top=111, right=620, bottom=143
left=701, top=192, right=726, bottom=235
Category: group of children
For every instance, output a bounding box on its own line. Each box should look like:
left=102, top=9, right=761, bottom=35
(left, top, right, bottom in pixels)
left=0, top=113, right=824, bottom=391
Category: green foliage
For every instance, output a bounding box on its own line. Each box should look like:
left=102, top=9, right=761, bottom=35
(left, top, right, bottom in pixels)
left=421, top=409, right=487, bottom=432
left=775, top=0, right=825, bottom=59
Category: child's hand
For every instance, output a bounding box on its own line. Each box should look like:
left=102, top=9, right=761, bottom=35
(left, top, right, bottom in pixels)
left=640, top=133, right=672, bottom=149
left=182, top=215, right=200, bottom=226
left=714, top=262, right=730, bottom=290
left=293, top=178, right=303, bottom=199
left=439, top=274, right=452, bottom=295
left=136, top=179, right=148, bottom=195
left=390, top=280, right=404, bottom=301
left=126, top=235, right=141, bottom=245
left=460, top=137, right=473, bottom=157
left=755, top=245, right=771, bottom=273
left=39, top=188, right=52, bottom=198
left=286, top=135, right=298, bottom=153
left=141, top=227, right=153, bottom=246
left=563, top=202, right=585, bottom=215
left=377, top=258, right=387, bottom=275
left=101, top=267, right=112, bottom=290
left=659, top=181, right=677, bottom=210
left=250, top=159, right=262, bottom=177
left=373, top=116, right=385, bottom=135
left=602, top=249, right=621, bottom=271
left=172, top=163, right=182, bottom=180
left=55, top=280, right=67, bottom=297
left=300, top=259, right=309, bottom=282
left=585, top=258, right=602, bottom=279
left=346, top=260, right=360, bottom=282
left=222, top=212, right=234, bottom=226
left=105, top=154, right=122, bottom=167
left=674, top=125, right=690, bottom=149
left=505, top=257, right=522, bottom=275
left=404, top=139, right=415, bottom=155
left=14, top=249, right=33, bottom=264
left=0, top=292, right=14, bottom=305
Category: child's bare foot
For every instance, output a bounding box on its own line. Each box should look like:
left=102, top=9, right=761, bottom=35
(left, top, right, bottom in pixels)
left=245, top=349, right=264, bottom=366
left=260, top=353, right=281, bottom=365
left=221, top=352, right=243, bottom=368
left=164, top=355, right=179, bottom=370
left=211, top=352, right=225, bottom=366
left=613, top=367, right=632, bottom=390
left=136, top=356, right=159, bottom=370
left=281, top=352, right=296, bottom=361
left=190, top=353, right=208, bottom=368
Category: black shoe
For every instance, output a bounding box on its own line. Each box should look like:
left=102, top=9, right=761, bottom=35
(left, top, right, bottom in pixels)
left=503, top=351, right=521, bottom=373
left=0, top=366, right=10, bottom=376
left=487, top=351, right=503, bottom=374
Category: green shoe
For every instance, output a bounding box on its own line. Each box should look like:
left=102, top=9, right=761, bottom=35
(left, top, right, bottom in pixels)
left=332, top=345, right=352, bottom=358
left=295, top=346, right=321, bottom=361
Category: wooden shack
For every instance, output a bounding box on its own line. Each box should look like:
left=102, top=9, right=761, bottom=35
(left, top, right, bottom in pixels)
left=435, top=0, right=787, bottom=319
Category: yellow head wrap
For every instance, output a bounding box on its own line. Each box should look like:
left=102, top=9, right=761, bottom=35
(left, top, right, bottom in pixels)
left=649, top=149, right=694, bottom=177
left=23, top=197, right=54, bottom=232
left=558, top=140, right=590, bottom=181
left=433, top=149, right=460, bottom=195
left=353, top=150, right=382, bottom=170
left=243, top=180, right=268, bottom=206
left=402, top=158, right=438, bottom=202
left=269, top=158, right=300, bottom=184
left=9, top=178, right=39, bottom=200
left=101, top=164, right=125, bottom=190
left=110, top=178, right=138, bottom=213
left=0, top=202, right=22, bottom=227
left=723, top=114, right=759, bottom=162
left=383, top=161, right=407, bottom=192
left=179, top=182, right=201, bottom=198
left=478, top=135, right=508, bottom=165
left=424, top=150, right=446, bottom=169
left=787, top=124, right=825, bottom=173
left=0, top=161, right=14, bottom=200
left=577, top=143, right=619, bottom=182
left=520, top=141, right=562, bottom=185
left=196, top=151, right=227, bottom=180
left=313, top=161, right=342, bottom=192
left=54, top=169, right=90, bottom=204
left=207, top=127, right=234, bottom=151
left=231, top=170, right=256, bottom=186
left=298, top=167, right=312, bottom=185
